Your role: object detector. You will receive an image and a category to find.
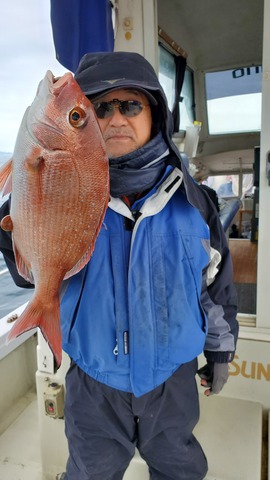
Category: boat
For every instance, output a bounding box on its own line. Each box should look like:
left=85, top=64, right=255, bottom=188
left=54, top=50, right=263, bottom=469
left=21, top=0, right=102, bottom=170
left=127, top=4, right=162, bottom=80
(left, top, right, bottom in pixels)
left=0, top=1, right=269, bottom=478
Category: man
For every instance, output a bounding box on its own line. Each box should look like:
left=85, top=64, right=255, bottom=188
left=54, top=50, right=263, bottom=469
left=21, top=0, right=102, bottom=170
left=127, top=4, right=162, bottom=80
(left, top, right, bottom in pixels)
left=0, top=52, right=238, bottom=480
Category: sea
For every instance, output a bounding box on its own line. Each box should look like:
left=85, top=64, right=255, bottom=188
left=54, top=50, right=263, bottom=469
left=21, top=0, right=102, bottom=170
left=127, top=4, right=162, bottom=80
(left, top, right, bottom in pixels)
left=0, top=152, right=33, bottom=319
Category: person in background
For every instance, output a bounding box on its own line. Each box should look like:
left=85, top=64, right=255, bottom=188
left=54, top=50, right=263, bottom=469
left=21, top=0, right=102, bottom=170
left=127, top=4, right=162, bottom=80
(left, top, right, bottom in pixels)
left=229, top=223, right=239, bottom=238
left=0, top=51, right=238, bottom=480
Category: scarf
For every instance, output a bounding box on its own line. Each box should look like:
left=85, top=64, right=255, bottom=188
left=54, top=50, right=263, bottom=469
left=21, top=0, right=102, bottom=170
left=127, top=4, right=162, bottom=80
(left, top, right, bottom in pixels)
left=109, top=132, right=169, bottom=197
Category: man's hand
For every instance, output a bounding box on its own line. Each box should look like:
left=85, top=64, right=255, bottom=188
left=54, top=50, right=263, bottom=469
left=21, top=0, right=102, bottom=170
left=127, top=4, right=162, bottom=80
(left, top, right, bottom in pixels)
left=197, top=362, right=229, bottom=396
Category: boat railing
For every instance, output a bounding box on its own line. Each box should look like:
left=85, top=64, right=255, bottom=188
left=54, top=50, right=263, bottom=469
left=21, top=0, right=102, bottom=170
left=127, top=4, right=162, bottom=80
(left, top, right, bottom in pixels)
left=0, top=268, right=8, bottom=277
left=0, top=301, right=34, bottom=360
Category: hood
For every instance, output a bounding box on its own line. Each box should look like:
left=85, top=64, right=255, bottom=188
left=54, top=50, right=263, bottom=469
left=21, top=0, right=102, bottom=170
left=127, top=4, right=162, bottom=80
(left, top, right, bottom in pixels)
left=74, top=51, right=175, bottom=147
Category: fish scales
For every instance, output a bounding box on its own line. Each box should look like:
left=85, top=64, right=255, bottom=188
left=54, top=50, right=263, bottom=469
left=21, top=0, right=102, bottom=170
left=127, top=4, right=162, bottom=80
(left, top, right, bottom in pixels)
left=0, top=70, right=109, bottom=367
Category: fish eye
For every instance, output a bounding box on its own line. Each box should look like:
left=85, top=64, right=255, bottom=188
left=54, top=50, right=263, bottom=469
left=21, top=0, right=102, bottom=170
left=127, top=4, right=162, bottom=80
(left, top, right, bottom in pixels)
left=69, top=107, right=87, bottom=128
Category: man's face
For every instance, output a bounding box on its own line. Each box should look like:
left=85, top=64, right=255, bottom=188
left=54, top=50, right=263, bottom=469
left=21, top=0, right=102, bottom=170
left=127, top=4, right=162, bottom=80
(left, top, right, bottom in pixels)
left=93, top=89, right=152, bottom=158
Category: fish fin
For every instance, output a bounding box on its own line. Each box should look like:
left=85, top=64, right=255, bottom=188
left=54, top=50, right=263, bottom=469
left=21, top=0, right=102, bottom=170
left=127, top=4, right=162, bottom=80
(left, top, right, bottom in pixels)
left=0, top=215, right=13, bottom=232
left=2, top=174, right=12, bottom=196
left=25, top=154, right=45, bottom=171
left=13, top=242, right=35, bottom=284
left=0, top=158, right=12, bottom=195
left=63, top=247, right=94, bottom=280
left=64, top=201, right=109, bottom=280
left=7, top=297, right=62, bottom=368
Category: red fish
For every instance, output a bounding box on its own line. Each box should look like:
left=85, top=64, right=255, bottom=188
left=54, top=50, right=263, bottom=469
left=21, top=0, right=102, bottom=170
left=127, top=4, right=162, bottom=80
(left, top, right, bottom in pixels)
left=0, top=71, right=109, bottom=367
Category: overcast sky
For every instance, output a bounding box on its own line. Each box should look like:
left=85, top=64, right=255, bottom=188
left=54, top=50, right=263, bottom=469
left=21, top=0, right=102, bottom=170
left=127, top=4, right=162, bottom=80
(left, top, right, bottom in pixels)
left=1, top=0, right=67, bottom=153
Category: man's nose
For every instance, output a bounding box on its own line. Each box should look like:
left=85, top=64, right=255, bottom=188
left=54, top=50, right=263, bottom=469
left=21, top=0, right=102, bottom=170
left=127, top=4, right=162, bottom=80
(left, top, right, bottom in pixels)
left=108, top=106, right=128, bottom=125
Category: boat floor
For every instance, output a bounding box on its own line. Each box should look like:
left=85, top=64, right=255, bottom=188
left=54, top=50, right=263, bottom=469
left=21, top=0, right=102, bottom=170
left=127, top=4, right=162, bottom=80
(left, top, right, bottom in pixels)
left=0, top=390, right=266, bottom=480
left=0, top=391, right=42, bottom=480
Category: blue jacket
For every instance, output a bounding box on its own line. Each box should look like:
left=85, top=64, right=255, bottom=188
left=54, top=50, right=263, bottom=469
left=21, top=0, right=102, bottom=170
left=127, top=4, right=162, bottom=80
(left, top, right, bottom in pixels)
left=0, top=163, right=238, bottom=397
left=60, top=167, right=237, bottom=396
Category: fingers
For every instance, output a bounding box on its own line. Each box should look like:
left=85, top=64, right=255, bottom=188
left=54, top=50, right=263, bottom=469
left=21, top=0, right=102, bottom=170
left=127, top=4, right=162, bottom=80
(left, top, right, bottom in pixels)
left=198, top=362, right=229, bottom=396
left=200, top=378, right=213, bottom=396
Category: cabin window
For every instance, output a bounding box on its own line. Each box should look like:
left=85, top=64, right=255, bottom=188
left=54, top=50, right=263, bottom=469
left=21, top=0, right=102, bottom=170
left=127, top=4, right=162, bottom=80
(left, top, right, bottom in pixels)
left=179, top=67, right=195, bottom=131
left=158, top=45, right=195, bottom=131
left=205, top=66, right=262, bottom=135
left=158, top=46, right=176, bottom=111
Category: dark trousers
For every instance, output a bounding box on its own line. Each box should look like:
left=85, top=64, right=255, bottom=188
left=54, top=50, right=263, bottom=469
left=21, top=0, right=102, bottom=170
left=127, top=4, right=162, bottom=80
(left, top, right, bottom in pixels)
left=64, top=359, right=208, bottom=480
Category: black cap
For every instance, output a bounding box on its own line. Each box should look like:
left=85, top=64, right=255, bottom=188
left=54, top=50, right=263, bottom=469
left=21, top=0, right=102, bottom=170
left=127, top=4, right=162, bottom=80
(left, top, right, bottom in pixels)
left=75, top=51, right=162, bottom=106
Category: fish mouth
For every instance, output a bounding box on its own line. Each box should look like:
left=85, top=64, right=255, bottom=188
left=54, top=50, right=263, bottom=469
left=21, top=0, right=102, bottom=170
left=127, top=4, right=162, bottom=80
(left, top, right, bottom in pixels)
left=26, top=70, right=82, bottom=151
left=27, top=71, right=69, bottom=149
left=52, top=72, right=73, bottom=96
left=36, top=70, right=74, bottom=100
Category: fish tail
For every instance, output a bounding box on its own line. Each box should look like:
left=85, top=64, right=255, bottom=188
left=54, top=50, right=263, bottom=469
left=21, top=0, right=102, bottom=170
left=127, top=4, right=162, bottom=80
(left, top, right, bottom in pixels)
left=7, top=298, right=62, bottom=368
left=0, top=158, right=12, bottom=195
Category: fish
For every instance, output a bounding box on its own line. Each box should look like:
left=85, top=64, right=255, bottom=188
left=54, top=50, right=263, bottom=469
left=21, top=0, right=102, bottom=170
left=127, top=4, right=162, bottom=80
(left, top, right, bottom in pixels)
left=0, top=70, right=109, bottom=367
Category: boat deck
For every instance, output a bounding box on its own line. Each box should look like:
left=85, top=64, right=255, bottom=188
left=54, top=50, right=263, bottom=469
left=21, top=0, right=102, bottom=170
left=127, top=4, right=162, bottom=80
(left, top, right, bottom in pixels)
left=0, top=391, right=42, bottom=480
left=0, top=389, right=265, bottom=480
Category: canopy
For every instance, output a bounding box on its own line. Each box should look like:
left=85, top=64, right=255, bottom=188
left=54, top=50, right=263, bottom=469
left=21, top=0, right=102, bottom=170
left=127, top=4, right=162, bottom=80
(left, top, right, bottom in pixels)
left=50, top=0, right=114, bottom=72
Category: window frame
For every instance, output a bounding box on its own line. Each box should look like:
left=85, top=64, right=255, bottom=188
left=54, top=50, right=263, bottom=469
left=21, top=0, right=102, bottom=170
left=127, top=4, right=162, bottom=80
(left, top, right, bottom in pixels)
left=158, top=44, right=195, bottom=133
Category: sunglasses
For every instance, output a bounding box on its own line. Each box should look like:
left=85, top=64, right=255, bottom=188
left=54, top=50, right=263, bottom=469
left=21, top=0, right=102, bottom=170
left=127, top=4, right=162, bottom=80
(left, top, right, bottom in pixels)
left=92, top=99, right=149, bottom=119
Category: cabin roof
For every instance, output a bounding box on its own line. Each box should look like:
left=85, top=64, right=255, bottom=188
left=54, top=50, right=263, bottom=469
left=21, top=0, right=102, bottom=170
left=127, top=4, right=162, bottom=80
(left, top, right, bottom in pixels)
left=157, top=0, right=264, bottom=71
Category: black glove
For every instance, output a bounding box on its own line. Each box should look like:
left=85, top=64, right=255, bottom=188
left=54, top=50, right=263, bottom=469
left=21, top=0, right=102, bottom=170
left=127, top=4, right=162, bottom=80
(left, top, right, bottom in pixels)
left=197, top=362, right=229, bottom=396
